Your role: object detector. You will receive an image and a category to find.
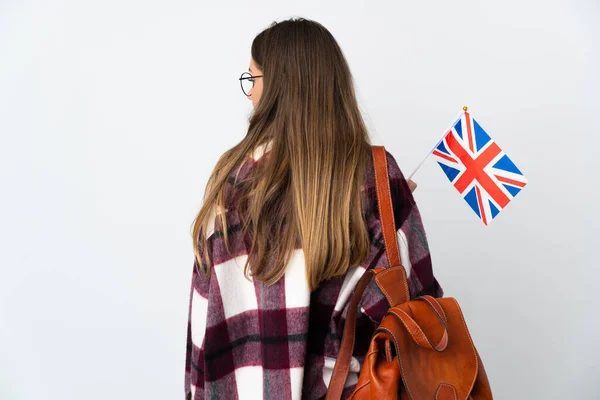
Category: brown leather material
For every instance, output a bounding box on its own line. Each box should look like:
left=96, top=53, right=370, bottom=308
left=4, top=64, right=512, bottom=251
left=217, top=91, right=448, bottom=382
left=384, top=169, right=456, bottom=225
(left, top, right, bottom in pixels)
left=348, top=298, right=492, bottom=400
left=325, top=268, right=376, bottom=400
left=371, top=146, right=401, bottom=268
left=374, top=267, right=409, bottom=307
left=389, top=307, right=448, bottom=352
left=350, top=332, right=402, bottom=400
left=371, top=146, right=410, bottom=304
left=420, top=295, right=449, bottom=324
left=390, top=298, right=479, bottom=399
left=436, top=384, right=458, bottom=400
left=470, top=351, right=494, bottom=398
left=372, top=266, right=386, bottom=274
left=326, top=145, right=493, bottom=400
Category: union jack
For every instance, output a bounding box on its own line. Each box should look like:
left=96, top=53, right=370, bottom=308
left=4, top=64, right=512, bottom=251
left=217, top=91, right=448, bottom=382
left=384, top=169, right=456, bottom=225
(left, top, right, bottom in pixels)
left=432, top=111, right=527, bottom=225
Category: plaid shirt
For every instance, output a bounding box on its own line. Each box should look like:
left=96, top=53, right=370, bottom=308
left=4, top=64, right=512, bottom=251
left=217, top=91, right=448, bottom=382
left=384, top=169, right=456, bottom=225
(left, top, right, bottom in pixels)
left=184, top=142, right=443, bottom=399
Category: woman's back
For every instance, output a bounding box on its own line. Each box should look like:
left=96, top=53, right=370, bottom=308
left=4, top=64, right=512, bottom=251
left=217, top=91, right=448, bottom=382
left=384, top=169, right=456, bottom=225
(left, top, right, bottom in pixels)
left=184, top=142, right=442, bottom=399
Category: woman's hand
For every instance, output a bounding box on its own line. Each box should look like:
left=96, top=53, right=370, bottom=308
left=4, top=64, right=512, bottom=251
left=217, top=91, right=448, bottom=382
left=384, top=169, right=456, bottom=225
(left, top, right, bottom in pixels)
left=407, top=179, right=417, bottom=193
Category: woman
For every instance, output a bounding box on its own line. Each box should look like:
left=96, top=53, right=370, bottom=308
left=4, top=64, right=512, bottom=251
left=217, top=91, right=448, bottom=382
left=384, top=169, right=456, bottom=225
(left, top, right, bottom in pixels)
left=184, top=18, right=442, bottom=400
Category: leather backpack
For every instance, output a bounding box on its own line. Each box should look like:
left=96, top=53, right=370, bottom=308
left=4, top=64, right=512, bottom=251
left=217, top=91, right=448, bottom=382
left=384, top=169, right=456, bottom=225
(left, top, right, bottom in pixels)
left=325, top=146, right=493, bottom=400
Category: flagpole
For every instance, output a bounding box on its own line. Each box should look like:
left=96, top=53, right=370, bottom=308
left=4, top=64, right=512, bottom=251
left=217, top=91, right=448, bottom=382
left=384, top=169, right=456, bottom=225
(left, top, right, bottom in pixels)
left=407, top=106, right=468, bottom=180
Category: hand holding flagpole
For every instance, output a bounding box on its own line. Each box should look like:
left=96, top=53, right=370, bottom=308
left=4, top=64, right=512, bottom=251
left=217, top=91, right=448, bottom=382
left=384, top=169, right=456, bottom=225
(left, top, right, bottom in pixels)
left=407, top=106, right=469, bottom=181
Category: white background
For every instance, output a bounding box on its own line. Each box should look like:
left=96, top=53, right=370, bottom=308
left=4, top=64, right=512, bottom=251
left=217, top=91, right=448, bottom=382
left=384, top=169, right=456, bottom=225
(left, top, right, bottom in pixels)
left=1, top=0, right=598, bottom=399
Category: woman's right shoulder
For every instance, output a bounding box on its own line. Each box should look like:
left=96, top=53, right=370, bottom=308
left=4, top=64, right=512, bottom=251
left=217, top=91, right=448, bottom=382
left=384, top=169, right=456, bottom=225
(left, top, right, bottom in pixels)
left=363, top=146, right=411, bottom=190
left=363, top=147, right=417, bottom=225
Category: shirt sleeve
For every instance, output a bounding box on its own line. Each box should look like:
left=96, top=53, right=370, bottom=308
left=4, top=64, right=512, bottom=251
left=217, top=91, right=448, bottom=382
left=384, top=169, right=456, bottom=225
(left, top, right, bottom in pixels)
left=184, top=235, right=214, bottom=399
left=385, top=149, right=443, bottom=298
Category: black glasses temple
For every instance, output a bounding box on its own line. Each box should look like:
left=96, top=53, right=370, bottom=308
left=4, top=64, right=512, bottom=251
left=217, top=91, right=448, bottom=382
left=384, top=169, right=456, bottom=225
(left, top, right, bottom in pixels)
left=239, top=75, right=263, bottom=81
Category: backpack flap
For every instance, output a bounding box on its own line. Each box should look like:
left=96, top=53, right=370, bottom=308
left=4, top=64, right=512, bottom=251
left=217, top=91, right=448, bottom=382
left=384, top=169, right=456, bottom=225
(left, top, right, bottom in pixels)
left=377, top=296, right=479, bottom=399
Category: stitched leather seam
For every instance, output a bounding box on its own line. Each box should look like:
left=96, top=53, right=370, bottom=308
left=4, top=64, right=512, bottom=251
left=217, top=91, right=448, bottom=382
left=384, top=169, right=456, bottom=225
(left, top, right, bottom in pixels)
left=385, top=340, right=393, bottom=362
left=378, top=326, right=413, bottom=400
left=421, top=295, right=448, bottom=322
left=375, top=267, right=410, bottom=307
left=373, top=147, right=399, bottom=268
left=417, top=297, right=449, bottom=328
left=365, top=349, right=379, bottom=358
left=435, top=383, right=457, bottom=400
left=449, top=297, right=479, bottom=394
left=375, top=269, right=394, bottom=306
left=372, top=147, right=388, bottom=265
left=326, top=269, right=375, bottom=400
left=390, top=303, right=449, bottom=353
left=334, top=275, right=369, bottom=392
left=349, top=381, right=371, bottom=399
left=390, top=308, right=438, bottom=351
left=381, top=149, right=400, bottom=267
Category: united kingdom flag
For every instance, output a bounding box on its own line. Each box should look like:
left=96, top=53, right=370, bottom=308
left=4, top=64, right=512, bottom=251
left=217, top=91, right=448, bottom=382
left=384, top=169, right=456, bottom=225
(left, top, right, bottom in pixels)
left=432, top=111, right=527, bottom=225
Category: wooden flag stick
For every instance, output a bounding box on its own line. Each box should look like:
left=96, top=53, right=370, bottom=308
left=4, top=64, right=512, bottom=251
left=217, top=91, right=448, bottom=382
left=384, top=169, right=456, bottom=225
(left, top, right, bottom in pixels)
left=407, top=106, right=468, bottom=181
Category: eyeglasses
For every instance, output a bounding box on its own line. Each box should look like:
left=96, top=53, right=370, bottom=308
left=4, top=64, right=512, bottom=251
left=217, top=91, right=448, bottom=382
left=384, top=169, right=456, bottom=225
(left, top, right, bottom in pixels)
left=239, top=72, right=263, bottom=97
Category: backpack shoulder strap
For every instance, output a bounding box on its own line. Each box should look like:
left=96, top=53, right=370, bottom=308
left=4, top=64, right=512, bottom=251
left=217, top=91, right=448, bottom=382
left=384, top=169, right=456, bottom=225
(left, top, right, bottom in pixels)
left=326, top=145, right=410, bottom=399
left=372, top=145, right=402, bottom=268
left=371, top=145, right=410, bottom=306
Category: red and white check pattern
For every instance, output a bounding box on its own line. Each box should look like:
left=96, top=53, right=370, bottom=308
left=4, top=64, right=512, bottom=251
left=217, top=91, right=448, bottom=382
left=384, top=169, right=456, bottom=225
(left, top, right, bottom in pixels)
left=184, top=143, right=443, bottom=399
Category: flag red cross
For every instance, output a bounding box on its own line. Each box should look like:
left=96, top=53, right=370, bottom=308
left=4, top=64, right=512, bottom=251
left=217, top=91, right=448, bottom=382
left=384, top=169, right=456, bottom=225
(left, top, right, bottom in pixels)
left=444, top=131, right=510, bottom=209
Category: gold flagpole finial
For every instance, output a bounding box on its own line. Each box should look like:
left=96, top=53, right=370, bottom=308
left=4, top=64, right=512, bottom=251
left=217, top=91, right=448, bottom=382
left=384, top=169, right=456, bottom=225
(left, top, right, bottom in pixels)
left=463, top=106, right=468, bottom=112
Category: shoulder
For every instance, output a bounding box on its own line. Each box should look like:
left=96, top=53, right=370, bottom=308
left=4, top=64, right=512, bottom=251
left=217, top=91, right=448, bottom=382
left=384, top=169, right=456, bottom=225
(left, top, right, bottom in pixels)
left=365, top=148, right=413, bottom=198
left=215, top=143, right=266, bottom=211
left=383, top=149, right=408, bottom=182
left=364, top=147, right=416, bottom=227
left=385, top=149, right=418, bottom=231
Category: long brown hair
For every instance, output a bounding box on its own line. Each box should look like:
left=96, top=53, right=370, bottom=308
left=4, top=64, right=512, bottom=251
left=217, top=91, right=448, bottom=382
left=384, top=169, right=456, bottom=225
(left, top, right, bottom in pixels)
left=192, top=18, right=372, bottom=291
